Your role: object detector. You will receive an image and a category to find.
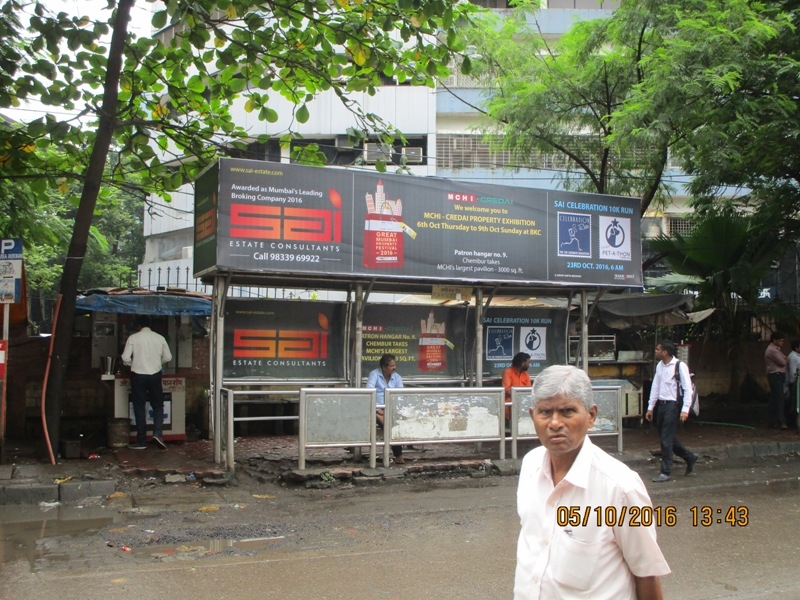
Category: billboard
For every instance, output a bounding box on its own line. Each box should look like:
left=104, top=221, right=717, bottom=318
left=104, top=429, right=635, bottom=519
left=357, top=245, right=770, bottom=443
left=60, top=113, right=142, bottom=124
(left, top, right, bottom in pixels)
left=480, top=308, right=568, bottom=377
left=361, top=304, right=467, bottom=379
left=195, top=159, right=642, bottom=287
left=223, top=299, right=346, bottom=379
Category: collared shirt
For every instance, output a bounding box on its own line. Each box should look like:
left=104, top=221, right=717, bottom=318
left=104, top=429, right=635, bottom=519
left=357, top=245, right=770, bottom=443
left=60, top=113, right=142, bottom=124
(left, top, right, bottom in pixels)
left=366, top=368, right=403, bottom=406
left=647, top=357, right=692, bottom=413
left=502, top=367, right=532, bottom=399
left=765, top=343, right=787, bottom=375
left=514, top=438, right=670, bottom=600
left=121, top=327, right=172, bottom=375
left=788, top=351, right=800, bottom=384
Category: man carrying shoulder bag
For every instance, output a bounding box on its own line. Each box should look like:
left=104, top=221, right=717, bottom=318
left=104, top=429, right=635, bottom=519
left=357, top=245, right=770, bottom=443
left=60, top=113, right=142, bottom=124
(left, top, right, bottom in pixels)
left=645, top=341, right=698, bottom=482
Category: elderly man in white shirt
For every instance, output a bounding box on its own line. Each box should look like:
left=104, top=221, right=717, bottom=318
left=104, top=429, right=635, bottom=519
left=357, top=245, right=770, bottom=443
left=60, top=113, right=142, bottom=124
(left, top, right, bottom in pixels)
left=121, top=315, right=172, bottom=450
left=515, top=365, right=670, bottom=600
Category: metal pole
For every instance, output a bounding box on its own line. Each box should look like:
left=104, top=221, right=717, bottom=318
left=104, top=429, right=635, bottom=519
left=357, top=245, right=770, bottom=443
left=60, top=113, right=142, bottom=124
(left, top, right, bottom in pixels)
left=580, top=290, right=589, bottom=373
left=212, top=277, right=227, bottom=465
left=476, top=288, right=483, bottom=387
left=354, top=283, right=363, bottom=387
left=226, top=388, right=235, bottom=472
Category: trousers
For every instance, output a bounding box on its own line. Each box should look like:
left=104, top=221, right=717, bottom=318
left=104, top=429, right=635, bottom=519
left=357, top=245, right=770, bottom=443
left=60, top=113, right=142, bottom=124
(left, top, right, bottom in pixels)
left=767, top=372, right=786, bottom=428
left=130, top=371, right=165, bottom=443
left=654, top=400, right=693, bottom=476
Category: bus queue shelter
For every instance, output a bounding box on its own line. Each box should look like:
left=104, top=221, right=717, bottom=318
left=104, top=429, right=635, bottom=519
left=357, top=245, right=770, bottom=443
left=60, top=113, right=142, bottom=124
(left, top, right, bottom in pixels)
left=194, top=158, right=643, bottom=467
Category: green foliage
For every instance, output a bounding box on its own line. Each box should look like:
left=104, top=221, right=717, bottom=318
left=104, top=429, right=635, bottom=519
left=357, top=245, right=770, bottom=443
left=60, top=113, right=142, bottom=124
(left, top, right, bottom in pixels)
left=610, top=0, right=800, bottom=233
left=1, top=0, right=478, bottom=201
left=461, top=1, right=673, bottom=215
left=646, top=212, right=786, bottom=338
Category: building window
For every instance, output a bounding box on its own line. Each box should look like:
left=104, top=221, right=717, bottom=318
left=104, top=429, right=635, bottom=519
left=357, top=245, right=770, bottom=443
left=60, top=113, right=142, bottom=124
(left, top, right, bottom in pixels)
left=667, top=217, right=695, bottom=237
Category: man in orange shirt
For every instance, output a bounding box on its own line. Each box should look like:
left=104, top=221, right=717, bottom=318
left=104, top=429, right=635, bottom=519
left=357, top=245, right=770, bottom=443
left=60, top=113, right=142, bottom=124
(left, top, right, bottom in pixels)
left=503, top=352, right=531, bottom=423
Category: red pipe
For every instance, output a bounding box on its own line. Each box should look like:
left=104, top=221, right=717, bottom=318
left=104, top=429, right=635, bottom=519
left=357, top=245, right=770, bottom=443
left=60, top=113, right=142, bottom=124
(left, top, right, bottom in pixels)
left=40, top=294, right=62, bottom=465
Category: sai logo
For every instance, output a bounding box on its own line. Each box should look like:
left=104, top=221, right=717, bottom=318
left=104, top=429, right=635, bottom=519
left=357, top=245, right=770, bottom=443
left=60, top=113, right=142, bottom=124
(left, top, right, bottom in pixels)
left=233, top=312, right=331, bottom=359
left=230, top=204, right=342, bottom=242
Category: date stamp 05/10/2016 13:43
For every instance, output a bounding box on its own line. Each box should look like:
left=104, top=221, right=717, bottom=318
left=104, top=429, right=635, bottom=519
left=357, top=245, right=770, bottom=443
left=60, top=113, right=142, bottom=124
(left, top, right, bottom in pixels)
left=557, top=505, right=750, bottom=528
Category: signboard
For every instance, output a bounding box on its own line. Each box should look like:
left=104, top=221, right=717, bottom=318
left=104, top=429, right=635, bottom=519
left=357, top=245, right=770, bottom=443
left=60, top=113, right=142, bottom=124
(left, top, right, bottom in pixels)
left=361, top=303, right=467, bottom=379
left=195, top=159, right=642, bottom=287
left=223, top=299, right=346, bottom=379
left=0, top=238, right=23, bottom=304
left=481, top=308, right=568, bottom=376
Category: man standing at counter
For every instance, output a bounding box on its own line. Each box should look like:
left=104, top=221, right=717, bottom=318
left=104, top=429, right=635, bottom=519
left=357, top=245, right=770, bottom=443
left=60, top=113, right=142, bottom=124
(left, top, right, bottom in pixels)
left=122, top=315, right=172, bottom=450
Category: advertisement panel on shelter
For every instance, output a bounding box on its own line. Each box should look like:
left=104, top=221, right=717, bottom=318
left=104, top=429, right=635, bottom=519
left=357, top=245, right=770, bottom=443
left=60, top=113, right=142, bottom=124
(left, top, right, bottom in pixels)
left=481, top=308, right=568, bottom=377
left=223, top=299, right=346, bottom=379
left=196, top=158, right=642, bottom=287
left=361, top=304, right=467, bottom=379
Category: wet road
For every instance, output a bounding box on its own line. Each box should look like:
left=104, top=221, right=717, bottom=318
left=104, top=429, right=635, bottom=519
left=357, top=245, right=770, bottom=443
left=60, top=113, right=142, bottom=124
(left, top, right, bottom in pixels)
left=1, top=454, right=799, bottom=599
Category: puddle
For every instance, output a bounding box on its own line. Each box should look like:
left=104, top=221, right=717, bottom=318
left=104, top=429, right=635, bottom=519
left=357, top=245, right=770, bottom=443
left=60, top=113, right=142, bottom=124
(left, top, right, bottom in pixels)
left=0, top=504, right=116, bottom=568
left=132, top=535, right=286, bottom=561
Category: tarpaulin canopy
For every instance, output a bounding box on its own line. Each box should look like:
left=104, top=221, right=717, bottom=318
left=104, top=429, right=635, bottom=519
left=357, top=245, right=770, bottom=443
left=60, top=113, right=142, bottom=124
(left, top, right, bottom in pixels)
left=595, top=293, right=713, bottom=329
left=76, top=292, right=211, bottom=316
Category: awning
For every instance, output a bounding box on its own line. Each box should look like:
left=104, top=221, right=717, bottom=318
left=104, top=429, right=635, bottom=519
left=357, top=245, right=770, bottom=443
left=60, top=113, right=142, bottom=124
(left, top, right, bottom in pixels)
left=76, top=292, right=211, bottom=316
left=595, top=293, right=713, bottom=329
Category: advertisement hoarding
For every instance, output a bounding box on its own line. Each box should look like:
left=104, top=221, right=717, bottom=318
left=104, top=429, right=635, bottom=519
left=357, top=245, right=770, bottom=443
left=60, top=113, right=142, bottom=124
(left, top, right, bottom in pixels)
left=195, top=159, right=642, bottom=288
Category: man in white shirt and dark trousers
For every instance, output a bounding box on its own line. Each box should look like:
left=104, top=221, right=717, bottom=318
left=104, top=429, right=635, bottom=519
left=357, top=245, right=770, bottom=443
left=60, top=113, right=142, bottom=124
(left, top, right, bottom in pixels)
left=646, top=340, right=697, bottom=482
left=121, top=315, right=173, bottom=450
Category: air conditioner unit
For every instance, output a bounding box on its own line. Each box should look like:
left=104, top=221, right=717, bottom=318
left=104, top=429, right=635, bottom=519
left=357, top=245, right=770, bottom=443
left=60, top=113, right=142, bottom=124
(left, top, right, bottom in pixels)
left=401, top=146, right=424, bottom=164
left=335, top=135, right=355, bottom=149
left=363, top=142, right=392, bottom=164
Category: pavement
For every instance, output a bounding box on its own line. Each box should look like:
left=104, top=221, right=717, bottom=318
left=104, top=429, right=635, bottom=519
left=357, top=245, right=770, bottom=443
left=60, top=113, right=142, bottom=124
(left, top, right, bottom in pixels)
left=2, top=411, right=800, bottom=505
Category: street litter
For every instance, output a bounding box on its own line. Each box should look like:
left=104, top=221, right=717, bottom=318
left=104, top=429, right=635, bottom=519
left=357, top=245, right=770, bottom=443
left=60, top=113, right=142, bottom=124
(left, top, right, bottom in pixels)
left=54, top=476, right=72, bottom=484
left=197, top=505, right=220, bottom=512
left=88, top=453, right=100, bottom=459
left=39, top=500, right=61, bottom=511
left=252, top=494, right=276, bottom=499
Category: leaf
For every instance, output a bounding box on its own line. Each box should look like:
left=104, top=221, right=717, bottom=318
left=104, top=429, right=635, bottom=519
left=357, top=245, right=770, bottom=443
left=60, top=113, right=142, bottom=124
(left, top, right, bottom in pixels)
left=151, top=10, right=167, bottom=30
left=296, top=104, right=310, bottom=124
left=460, top=55, right=472, bottom=75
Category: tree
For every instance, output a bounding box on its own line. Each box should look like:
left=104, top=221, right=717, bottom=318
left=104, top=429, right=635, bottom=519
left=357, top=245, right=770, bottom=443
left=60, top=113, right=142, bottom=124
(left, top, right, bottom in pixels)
left=0, top=0, right=477, bottom=452
left=612, top=0, right=799, bottom=238
left=457, top=0, right=674, bottom=217
left=647, top=212, right=788, bottom=401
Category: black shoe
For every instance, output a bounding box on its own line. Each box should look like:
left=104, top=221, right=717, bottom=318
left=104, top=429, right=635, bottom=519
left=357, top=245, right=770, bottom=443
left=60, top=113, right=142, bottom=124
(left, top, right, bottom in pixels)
left=652, top=473, right=671, bottom=483
left=153, top=435, right=167, bottom=450
left=127, top=442, right=147, bottom=450
left=685, top=454, right=697, bottom=476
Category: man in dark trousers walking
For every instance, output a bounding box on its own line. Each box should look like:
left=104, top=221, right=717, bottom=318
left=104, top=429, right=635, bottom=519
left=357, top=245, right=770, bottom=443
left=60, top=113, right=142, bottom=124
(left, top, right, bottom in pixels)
left=646, top=340, right=697, bottom=482
left=121, top=315, right=172, bottom=450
